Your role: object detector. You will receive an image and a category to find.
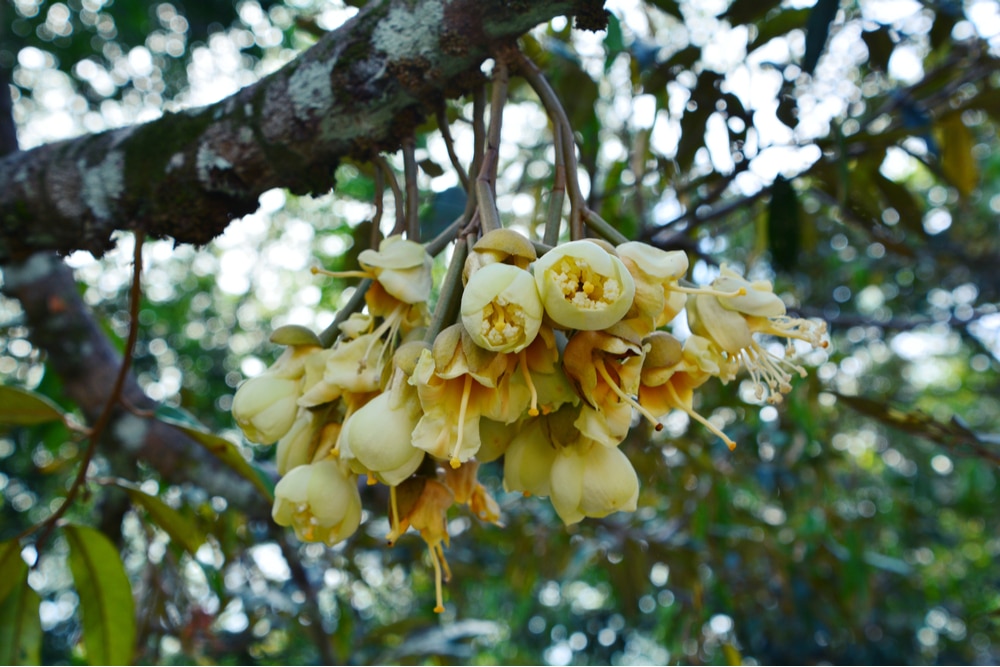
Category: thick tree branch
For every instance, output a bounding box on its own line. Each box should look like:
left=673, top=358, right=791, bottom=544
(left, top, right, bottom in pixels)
left=1, top=253, right=271, bottom=517
left=0, top=0, right=605, bottom=261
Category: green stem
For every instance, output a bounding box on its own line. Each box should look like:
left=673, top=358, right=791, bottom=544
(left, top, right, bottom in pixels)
left=424, top=239, right=469, bottom=345
left=403, top=137, right=420, bottom=242
left=318, top=278, right=372, bottom=348
left=543, top=125, right=565, bottom=246
left=583, top=208, right=628, bottom=245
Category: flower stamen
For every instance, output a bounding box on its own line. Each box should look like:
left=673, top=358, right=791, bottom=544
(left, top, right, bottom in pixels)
left=451, top=374, right=474, bottom=468
left=666, top=382, right=736, bottom=450
left=519, top=349, right=540, bottom=416
left=596, top=359, right=663, bottom=431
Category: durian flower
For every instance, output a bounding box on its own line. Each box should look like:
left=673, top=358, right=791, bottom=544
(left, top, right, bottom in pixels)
left=357, top=234, right=433, bottom=305
left=275, top=409, right=318, bottom=475
left=339, top=366, right=424, bottom=486
left=638, top=333, right=738, bottom=450
left=232, top=338, right=325, bottom=444
left=502, top=416, right=559, bottom=498
left=271, top=458, right=362, bottom=546
left=443, top=460, right=502, bottom=525
left=461, top=263, right=543, bottom=353
left=463, top=228, right=537, bottom=283
left=533, top=240, right=636, bottom=331
left=297, top=332, right=387, bottom=408
left=617, top=241, right=690, bottom=333
left=549, top=438, right=640, bottom=526
left=388, top=477, right=455, bottom=613
left=409, top=325, right=529, bottom=468
left=232, top=374, right=302, bottom=444
left=687, top=266, right=828, bottom=404
left=562, top=326, right=659, bottom=447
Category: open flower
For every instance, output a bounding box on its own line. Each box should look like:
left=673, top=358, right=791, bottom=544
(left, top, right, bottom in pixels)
left=617, top=241, right=690, bottom=333
left=272, top=459, right=362, bottom=546
left=687, top=266, right=828, bottom=404
left=409, top=325, right=528, bottom=467
left=562, top=326, right=658, bottom=447
left=461, top=263, right=543, bottom=353
left=533, top=240, right=636, bottom=331
left=638, top=333, right=738, bottom=450
left=357, top=235, right=433, bottom=305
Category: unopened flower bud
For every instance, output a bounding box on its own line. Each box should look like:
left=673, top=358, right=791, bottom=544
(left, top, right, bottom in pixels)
left=272, top=459, right=362, bottom=546
left=231, top=374, right=301, bottom=444
left=549, top=441, right=639, bottom=525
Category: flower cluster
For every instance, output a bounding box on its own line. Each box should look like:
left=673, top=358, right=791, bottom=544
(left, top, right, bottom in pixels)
left=231, top=230, right=828, bottom=612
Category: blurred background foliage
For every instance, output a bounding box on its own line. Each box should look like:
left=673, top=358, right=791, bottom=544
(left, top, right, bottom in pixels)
left=2, top=0, right=1000, bottom=664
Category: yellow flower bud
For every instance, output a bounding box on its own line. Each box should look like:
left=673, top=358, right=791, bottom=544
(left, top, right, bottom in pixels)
left=463, top=228, right=538, bottom=283
left=358, top=235, right=433, bottom=304
left=502, top=418, right=558, bottom=497
left=461, top=263, right=543, bottom=353
left=275, top=410, right=317, bottom=475
left=272, top=459, right=362, bottom=546
left=231, top=374, right=301, bottom=444
left=549, top=440, right=639, bottom=525
left=532, top=240, right=636, bottom=331
left=340, top=391, right=424, bottom=486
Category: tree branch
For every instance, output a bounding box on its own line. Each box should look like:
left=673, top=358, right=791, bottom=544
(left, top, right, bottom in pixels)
left=0, top=0, right=604, bottom=262
left=1, top=253, right=271, bottom=517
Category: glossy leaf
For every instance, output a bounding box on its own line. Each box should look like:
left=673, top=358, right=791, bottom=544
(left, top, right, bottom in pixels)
left=0, top=385, right=67, bottom=426
left=938, top=114, right=979, bottom=197
left=767, top=175, right=801, bottom=271
left=801, top=0, right=840, bottom=75
left=155, top=405, right=275, bottom=502
left=110, top=480, right=206, bottom=557
left=64, top=525, right=136, bottom=666
left=0, top=568, right=41, bottom=666
left=0, top=540, right=27, bottom=606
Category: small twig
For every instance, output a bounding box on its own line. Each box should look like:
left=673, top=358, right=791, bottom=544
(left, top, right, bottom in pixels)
left=437, top=104, right=470, bottom=192
left=543, top=127, right=566, bottom=246
left=402, top=137, right=421, bottom=242
left=18, top=232, right=146, bottom=550
left=318, top=279, right=372, bottom=348
left=374, top=155, right=406, bottom=236
left=514, top=50, right=586, bottom=239
left=470, top=85, right=487, bottom=198
left=475, top=59, right=510, bottom=235
left=582, top=208, right=629, bottom=245
left=424, top=238, right=470, bottom=345
left=371, top=167, right=385, bottom=249
left=424, top=214, right=468, bottom=257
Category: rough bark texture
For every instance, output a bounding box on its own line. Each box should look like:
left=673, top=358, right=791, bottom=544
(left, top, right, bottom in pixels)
left=2, top=253, right=272, bottom=517
left=0, top=0, right=605, bottom=261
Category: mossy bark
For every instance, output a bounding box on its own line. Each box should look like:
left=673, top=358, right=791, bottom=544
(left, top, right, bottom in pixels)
left=0, top=0, right=605, bottom=261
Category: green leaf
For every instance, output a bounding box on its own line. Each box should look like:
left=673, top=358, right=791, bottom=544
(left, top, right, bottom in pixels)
left=0, top=385, right=67, bottom=426
left=604, top=13, right=624, bottom=71
left=0, top=567, right=41, bottom=666
left=109, top=480, right=206, bottom=557
left=64, top=525, right=136, bottom=666
left=802, top=0, right=840, bottom=75
left=938, top=114, right=979, bottom=197
left=0, top=540, right=28, bottom=606
left=767, top=175, right=802, bottom=271
left=154, top=405, right=275, bottom=502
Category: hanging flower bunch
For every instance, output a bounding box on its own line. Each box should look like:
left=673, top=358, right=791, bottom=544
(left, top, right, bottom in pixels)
left=229, top=53, right=829, bottom=613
